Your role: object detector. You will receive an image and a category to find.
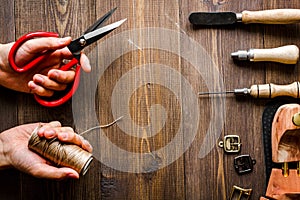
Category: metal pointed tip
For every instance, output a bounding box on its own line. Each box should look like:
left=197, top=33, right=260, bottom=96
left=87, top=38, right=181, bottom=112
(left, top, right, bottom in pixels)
left=84, top=18, right=127, bottom=41
left=198, top=92, right=211, bottom=95
left=84, top=8, right=119, bottom=34
left=231, top=52, right=239, bottom=59
left=111, top=18, right=127, bottom=29
left=107, top=18, right=127, bottom=30
left=118, top=18, right=127, bottom=25
left=107, top=7, right=118, bottom=17
left=198, top=91, right=234, bottom=95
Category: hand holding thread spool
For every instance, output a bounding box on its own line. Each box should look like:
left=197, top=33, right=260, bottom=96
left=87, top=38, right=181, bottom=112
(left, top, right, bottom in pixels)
left=28, top=125, right=93, bottom=176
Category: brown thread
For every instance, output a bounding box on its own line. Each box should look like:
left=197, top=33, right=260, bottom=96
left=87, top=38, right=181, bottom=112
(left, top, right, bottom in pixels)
left=79, top=116, right=123, bottom=135
left=28, top=117, right=122, bottom=176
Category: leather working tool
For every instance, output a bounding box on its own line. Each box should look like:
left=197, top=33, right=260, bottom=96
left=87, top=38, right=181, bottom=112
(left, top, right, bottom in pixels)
left=231, top=45, right=299, bottom=64
left=8, top=8, right=126, bottom=107
left=189, top=9, right=300, bottom=26
left=261, top=103, right=300, bottom=199
left=198, top=81, right=300, bottom=98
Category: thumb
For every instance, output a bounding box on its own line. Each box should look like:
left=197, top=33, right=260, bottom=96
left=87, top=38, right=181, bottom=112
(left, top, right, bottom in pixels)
left=80, top=53, right=91, bottom=73
left=25, top=36, right=72, bottom=53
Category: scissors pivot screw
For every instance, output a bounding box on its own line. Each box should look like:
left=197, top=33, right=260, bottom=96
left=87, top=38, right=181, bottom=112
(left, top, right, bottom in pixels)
left=79, top=38, right=87, bottom=46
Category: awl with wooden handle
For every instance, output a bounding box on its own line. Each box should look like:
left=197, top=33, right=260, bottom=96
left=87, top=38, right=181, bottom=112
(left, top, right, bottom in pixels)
left=189, top=9, right=300, bottom=26
left=231, top=45, right=299, bottom=64
left=198, top=82, right=300, bottom=98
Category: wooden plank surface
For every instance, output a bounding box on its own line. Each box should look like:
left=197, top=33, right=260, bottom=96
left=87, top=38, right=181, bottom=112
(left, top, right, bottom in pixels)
left=0, top=1, right=22, bottom=200
left=1, top=0, right=300, bottom=199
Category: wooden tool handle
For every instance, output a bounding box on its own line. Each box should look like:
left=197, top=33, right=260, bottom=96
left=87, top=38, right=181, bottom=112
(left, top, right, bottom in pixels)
left=265, top=169, right=300, bottom=199
left=250, top=82, right=300, bottom=98
left=242, top=9, right=300, bottom=24
left=251, top=45, right=299, bottom=64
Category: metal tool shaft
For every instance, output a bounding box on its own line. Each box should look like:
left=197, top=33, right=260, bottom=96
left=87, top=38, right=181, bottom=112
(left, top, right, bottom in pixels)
left=198, top=88, right=250, bottom=96
left=198, top=91, right=235, bottom=95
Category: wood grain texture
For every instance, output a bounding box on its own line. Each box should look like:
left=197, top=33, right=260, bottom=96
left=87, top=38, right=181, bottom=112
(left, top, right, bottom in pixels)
left=0, top=1, right=22, bottom=200
left=1, top=0, right=300, bottom=199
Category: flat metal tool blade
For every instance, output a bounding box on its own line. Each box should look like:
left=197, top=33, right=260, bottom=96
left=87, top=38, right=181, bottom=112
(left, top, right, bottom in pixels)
left=189, top=12, right=238, bottom=26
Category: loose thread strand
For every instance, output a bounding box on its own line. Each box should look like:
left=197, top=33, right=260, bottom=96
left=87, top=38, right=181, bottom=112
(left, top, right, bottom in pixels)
left=79, top=116, right=123, bottom=135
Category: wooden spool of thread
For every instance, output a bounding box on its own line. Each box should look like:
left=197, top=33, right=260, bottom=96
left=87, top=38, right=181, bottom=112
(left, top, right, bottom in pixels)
left=28, top=125, right=93, bottom=175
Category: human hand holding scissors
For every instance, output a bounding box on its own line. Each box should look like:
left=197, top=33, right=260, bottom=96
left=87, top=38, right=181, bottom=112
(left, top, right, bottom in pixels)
left=8, top=8, right=126, bottom=107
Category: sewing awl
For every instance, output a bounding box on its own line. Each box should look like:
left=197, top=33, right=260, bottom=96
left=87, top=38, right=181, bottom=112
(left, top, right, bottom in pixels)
left=189, top=9, right=300, bottom=26
left=198, top=81, right=300, bottom=98
left=231, top=45, right=299, bottom=64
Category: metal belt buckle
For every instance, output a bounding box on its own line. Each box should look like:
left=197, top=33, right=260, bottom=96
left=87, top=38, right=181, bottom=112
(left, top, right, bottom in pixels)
left=234, top=154, right=256, bottom=175
left=218, top=135, right=241, bottom=153
left=229, top=185, right=252, bottom=200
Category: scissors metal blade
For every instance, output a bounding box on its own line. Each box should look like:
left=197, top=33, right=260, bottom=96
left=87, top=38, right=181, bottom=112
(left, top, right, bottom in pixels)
left=68, top=18, right=127, bottom=59
left=84, top=7, right=117, bottom=34
left=84, top=18, right=127, bottom=41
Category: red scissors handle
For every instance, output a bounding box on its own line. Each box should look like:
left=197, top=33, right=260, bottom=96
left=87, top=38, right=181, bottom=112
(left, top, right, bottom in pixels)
left=9, top=31, right=81, bottom=107
left=9, top=32, right=59, bottom=72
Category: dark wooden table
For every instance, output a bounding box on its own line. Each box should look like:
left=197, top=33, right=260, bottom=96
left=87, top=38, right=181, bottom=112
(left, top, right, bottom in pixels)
left=1, top=0, right=300, bottom=199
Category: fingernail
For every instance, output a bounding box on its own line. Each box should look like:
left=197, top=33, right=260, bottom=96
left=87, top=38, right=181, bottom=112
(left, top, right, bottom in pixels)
left=61, top=132, right=68, bottom=140
left=49, top=71, right=59, bottom=79
left=34, top=75, right=44, bottom=84
left=28, top=81, right=36, bottom=90
left=83, top=140, right=93, bottom=152
left=45, top=130, right=55, bottom=137
left=67, top=173, right=79, bottom=179
left=82, top=57, right=91, bottom=72
left=37, top=127, right=45, bottom=136
left=58, top=37, right=70, bottom=44
left=38, top=127, right=45, bottom=133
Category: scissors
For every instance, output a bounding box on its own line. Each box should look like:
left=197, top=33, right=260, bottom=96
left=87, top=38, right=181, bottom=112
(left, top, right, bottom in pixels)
left=8, top=8, right=126, bottom=107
